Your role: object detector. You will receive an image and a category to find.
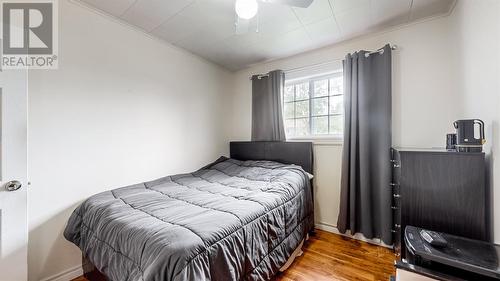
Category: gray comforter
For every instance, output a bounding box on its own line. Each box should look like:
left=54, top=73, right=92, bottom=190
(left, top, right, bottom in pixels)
left=64, top=158, right=314, bottom=281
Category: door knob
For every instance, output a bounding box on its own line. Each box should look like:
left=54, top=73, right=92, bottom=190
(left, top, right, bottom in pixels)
left=4, top=180, right=22, bottom=191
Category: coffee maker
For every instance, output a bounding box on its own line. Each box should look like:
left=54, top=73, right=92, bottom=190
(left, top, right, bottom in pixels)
left=453, top=119, right=485, bottom=152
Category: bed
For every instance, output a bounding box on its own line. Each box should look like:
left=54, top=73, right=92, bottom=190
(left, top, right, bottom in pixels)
left=64, top=141, right=314, bottom=281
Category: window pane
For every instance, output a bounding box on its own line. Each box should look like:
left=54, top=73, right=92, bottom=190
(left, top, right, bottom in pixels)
left=295, top=82, right=309, bottom=100
left=295, top=100, right=309, bottom=118
left=329, top=115, right=344, bottom=135
left=330, top=76, right=343, bottom=96
left=284, top=102, right=295, bottom=119
left=295, top=118, right=310, bottom=136
left=312, top=116, right=328, bottom=135
left=285, top=119, right=295, bottom=136
left=312, top=97, right=328, bottom=116
left=313, top=79, right=328, bottom=97
left=329, top=95, right=343, bottom=115
left=284, top=85, right=294, bottom=102
left=283, top=72, right=344, bottom=138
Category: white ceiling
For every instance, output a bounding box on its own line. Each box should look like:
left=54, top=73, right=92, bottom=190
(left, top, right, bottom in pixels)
left=77, top=0, right=456, bottom=70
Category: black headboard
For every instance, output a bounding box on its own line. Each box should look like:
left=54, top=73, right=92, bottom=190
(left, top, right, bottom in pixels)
left=229, top=141, right=314, bottom=174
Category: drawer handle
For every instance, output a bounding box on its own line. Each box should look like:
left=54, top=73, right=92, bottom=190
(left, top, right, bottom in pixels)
left=393, top=164, right=400, bottom=168
left=391, top=206, right=398, bottom=210
left=391, top=229, right=397, bottom=233
left=393, top=194, right=401, bottom=199
left=395, top=224, right=401, bottom=228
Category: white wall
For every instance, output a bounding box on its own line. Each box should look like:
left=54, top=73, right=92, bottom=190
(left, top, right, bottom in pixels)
left=27, top=1, right=232, bottom=280
left=230, top=12, right=463, bottom=234
left=312, top=143, right=343, bottom=231
left=450, top=0, right=500, bottom=242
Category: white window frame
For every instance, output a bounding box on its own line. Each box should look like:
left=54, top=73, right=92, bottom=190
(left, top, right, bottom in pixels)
left=283, top=70, right=344, bottom=142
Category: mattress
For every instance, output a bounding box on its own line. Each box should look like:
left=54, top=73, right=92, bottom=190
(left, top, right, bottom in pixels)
left=64, top=157, right=314, bottom=281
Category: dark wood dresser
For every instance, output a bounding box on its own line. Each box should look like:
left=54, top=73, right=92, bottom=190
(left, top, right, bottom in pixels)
left=391, top=148, right=488, bottom=260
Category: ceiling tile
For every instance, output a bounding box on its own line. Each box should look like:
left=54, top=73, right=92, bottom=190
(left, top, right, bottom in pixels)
left=293, top=0, right=333, bottom=25
left=151, top=14, right=202, bottom=44
left=304, top=17, right=341, bottom=46
left=223, top=32, right=265, bottom=50
left=334, top=5, right=372, bottom=36
left=258, top=2, right=296, bottom=24
left=152, top=0, right=236, bottom=44
left=79, top=0, right=136, bottom=17
left=257, top=17, right=302, bottom=37
left=203, top=18, right=237, bottom=42
left=410, top=0, right=455, bottom=21
left=176, top=39, right=226, bottom=62
left=329, top=0, right=369, bottom=15
left=371, top=0, right=411, bottom=27
left=259, top=28, right=312, bottom=58
left=179, top=0, right=235, bottom=24
left=120, top=0, right=194, bottom=32
left=177, top=18, right=236, bottom=47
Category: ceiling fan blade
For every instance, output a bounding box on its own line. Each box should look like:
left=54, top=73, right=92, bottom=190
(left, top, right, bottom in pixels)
left=263, top=0, right=314, bottom=8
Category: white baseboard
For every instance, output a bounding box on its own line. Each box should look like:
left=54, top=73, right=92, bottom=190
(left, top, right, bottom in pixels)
left=39, top=264, right=83, bottom=281
left=315, top=222, right=393, bottom=249
left=315, top=222, right=339, bottom=233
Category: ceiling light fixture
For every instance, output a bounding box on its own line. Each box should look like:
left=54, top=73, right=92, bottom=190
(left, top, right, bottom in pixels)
left=235, top=0, right=258, bottom=20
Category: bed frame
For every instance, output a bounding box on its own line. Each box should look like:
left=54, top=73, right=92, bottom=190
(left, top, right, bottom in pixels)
left=230, top=141, right=314, bottom=174
left=83, top=141, right=314, bottom=281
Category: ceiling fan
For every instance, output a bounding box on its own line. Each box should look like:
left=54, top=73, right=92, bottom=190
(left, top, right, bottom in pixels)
left=234, top=0, right=314, bottom=34
left=235, top=0, right=314, bottom=19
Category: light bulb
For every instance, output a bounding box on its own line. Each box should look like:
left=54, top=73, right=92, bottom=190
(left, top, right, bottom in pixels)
left=235, top=0, right=258, bottom=20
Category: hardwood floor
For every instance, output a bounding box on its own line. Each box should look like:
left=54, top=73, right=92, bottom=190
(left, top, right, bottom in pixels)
left=72, top=230, right=395, bottom=281
left=275, top=230, right=395, bottom=281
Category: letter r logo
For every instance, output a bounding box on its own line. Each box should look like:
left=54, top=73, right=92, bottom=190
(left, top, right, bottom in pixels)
left=2, top=2, right=53, bottom=55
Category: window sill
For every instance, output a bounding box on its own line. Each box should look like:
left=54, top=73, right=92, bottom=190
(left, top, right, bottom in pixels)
left=287, top=137, right=343, bottom=146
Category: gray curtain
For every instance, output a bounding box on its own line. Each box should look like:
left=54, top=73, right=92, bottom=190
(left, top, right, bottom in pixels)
left=337, top=44, right=393, bottom=245
left=251, top=70, right=286, bottom=141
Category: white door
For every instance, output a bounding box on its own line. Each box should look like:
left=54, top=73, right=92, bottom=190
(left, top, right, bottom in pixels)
left=0, top=66, right=28, bottom=280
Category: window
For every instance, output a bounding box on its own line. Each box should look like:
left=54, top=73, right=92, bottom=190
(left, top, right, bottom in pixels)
left=283, top=72, right=344, bottom=139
